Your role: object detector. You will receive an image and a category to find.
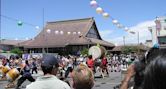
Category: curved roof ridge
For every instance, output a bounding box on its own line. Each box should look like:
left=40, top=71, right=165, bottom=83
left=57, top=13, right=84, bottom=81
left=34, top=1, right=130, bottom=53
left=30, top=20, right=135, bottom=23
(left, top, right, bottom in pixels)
left=47, top=17, right=93, bottom=24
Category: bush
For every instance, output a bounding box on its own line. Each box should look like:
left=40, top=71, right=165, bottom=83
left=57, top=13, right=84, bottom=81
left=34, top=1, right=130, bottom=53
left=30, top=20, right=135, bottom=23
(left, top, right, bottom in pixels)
left=122, top=46, right=138, bottom=54
left=81, top=48, right=88, bottom=56
left=10, top=48, right=23, bottom=56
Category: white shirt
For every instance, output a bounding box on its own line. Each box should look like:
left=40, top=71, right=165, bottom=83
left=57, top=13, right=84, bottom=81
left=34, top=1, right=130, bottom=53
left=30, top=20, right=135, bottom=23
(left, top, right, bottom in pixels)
left=26, top=75, right=71, bottom=89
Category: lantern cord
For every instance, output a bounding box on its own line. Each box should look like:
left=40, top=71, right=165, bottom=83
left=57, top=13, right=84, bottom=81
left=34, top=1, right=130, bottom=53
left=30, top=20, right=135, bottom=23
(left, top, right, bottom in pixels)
left=90, top=0, right=129, bottom=30
left=0, top=14, right=38, bottom=27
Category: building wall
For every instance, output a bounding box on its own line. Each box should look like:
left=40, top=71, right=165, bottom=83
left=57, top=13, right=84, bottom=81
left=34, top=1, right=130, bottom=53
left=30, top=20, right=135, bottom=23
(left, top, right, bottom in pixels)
left=0, top=44, right=14, bottom=51
left=145, top=41, right=153, bottom=47
left=148, top=16, right=166, bottom=46
left=25, top=45, right=88, bottom=55
left=158, top=16, right=166, bottom=36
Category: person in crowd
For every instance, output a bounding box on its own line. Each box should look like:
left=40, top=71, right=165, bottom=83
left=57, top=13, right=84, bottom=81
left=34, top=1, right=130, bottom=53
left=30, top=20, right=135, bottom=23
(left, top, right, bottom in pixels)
left=26, top=55, right=70, bottom=89
left=5, top=59, right=11, bottom=67
left=143, top=50, right=166, bottom=89
left=73, top=57, right=78, bottom=68
left=71, top=64, right=94, bottom=89
left=100, top=55, right=109, bottom=77
left=86, top=55, right=95, bottom=73
left=120, top=48, right=166, bottom=89
left=31, top=58, right=38, bottom=74
left=2, top=58, right=7, bottom=66
left=16, top=60, right=35, bottom=89
left=65, top=56, right=73, bottom=78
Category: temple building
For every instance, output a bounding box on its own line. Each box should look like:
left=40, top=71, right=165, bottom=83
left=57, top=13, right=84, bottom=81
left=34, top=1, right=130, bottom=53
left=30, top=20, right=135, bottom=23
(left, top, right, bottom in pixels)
left=20, top=17, right=115, bottom=55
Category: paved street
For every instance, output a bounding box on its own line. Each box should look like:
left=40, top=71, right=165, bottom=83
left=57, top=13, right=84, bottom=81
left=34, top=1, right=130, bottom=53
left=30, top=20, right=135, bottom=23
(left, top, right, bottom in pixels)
left=0, top=71, right=123, bottom=89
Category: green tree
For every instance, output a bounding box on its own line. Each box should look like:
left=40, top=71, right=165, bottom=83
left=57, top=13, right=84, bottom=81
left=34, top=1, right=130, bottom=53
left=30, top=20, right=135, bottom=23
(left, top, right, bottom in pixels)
left=81, top=48, right=88, bottom=56
left=10, top=48, right=23, bottom=56
left=122, top=46, right=138, bottom=54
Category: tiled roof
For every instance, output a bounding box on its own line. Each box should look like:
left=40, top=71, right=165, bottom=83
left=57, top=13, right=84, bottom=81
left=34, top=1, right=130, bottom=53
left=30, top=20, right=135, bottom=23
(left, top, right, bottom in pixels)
left=111, top=46, right=123, bottom=51
left=20, top=17, right=114, bottom=48
left=111, top=44, right=150, bottom=52
left=0, top=40, right=24, bottom=46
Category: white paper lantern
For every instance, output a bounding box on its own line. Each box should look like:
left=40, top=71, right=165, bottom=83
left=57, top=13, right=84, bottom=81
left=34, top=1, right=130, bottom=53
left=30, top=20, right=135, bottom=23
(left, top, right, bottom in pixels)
left=77, top=31, right=81, bottom=35
left=47, top=29, right=51, bottom=33
left=96, top=7, right=103, bottom=14
left=55, top=30, right=59, bottom=34
left=67, top=32, right=71, bottom=35
left=124, top=27, right=129, bottom=31
left=102, top=12, right=109, bottom=18
left=35, top=26, right=40, bottom=29
left=112, top=19, right=118, bottom=24
left=60, top=31, right=64, bottom=35
left=116, top=23, right=123, bottom=28
left=90, top=0, right=98, bottom=7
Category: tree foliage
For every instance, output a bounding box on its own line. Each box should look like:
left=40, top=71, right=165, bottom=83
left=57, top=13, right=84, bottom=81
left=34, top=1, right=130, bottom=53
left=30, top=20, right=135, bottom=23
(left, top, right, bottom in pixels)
left=81, top=48, right=89, bottom=56
left=122, top=46, right=138, bottom=54
left=10, top=48, right=23, bottom=56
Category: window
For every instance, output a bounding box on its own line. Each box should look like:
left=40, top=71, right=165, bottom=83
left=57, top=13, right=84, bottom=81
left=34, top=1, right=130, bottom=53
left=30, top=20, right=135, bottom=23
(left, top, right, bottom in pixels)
left=158, top=36, right=166, bottom=44
left=164, top=27, right=166, bottom=30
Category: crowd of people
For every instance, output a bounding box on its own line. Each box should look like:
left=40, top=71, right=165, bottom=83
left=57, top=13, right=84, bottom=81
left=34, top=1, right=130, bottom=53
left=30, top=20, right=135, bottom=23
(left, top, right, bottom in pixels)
left=0, top=47, right=166, bottom=89
left=0, top=53, right=135, bottom=89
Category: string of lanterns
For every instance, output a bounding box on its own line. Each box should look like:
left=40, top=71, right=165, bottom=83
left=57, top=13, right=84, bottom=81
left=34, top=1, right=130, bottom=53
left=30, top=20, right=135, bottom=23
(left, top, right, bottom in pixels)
left=1, top=14, right=40, bottom=29
left=1, top=14, right=40, bottom=40
left=90, top=0, right=134, bottom=34
left=46, top=29, right=81, bottom=35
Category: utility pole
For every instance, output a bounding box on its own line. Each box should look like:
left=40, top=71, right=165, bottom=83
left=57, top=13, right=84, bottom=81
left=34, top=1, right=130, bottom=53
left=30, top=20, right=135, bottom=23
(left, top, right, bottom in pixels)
left=42, top=8, right=45, bottom=54
left=137, top=31, right=140, bottom=54
left=137, top=31, right=139, bottom=45
left=0, top=0, right=1, bottom=44
left=123, top=36, right=125, bottom=46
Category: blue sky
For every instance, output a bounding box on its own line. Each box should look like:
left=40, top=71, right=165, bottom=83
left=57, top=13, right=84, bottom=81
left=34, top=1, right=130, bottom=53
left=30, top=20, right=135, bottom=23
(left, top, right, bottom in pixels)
left=1, top=0, right=166, bottom=45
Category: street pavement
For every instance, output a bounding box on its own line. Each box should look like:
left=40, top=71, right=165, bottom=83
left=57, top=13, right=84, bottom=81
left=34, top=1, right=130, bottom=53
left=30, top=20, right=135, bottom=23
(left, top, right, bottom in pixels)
left=0, top=71, right=124, bottom=89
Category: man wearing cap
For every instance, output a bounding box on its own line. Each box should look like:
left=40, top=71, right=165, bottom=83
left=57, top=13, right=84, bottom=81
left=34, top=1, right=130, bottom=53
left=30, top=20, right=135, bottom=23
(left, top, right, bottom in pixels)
left=26, top=55, right=71, bottom=89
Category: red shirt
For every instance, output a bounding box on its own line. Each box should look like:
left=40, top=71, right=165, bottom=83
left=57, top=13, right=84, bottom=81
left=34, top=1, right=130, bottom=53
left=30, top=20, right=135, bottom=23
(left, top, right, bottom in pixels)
left=102, top=57, right=108, bottom=66
left=87, top=59, right=94, bottom=70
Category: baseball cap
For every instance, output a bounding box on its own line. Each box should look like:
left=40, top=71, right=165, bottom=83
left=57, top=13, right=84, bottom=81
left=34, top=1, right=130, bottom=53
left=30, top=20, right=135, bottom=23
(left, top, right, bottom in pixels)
left=41, top=54, right=59, bottom=68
